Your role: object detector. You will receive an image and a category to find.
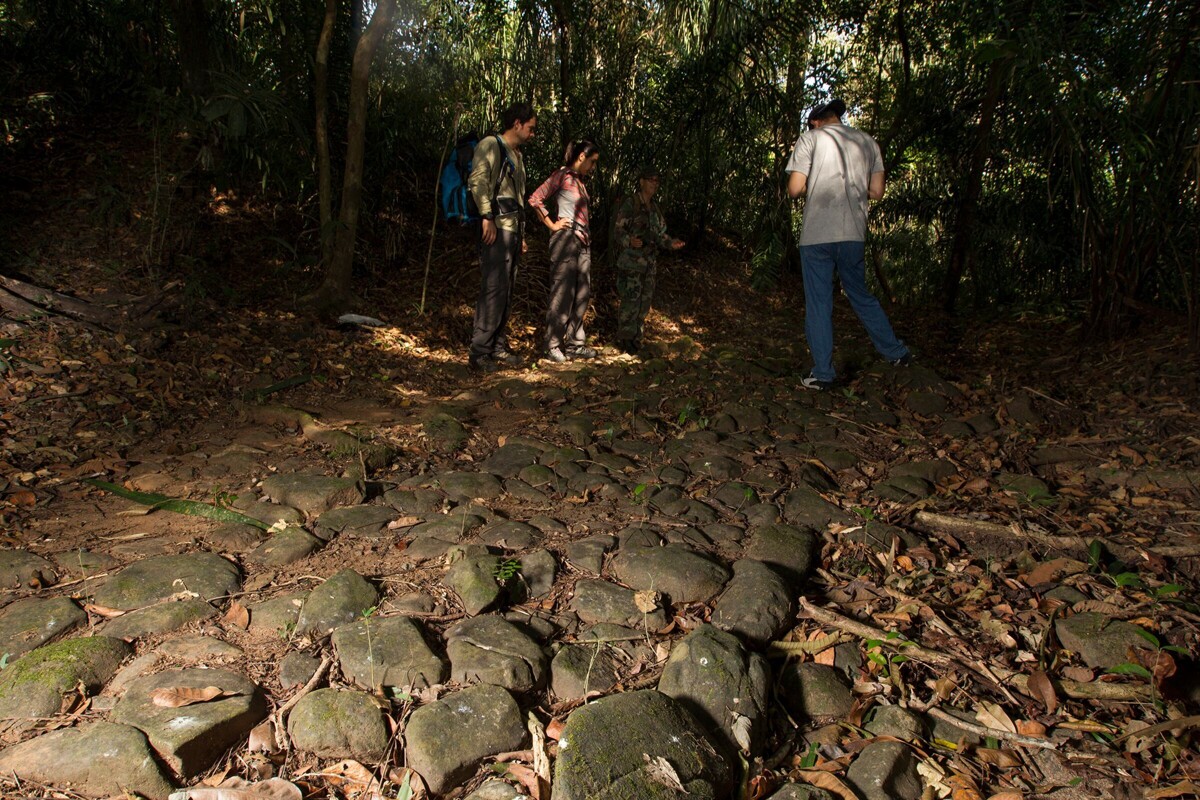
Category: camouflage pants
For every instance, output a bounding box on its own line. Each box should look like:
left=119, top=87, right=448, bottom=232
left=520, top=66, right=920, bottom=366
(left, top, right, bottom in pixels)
left=616, top=254, right=657, bottom=342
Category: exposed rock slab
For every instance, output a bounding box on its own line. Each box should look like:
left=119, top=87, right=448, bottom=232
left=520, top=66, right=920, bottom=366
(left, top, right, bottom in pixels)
left=91, top=553, right=241, bottom=611
left=100, top=599, right=217, bottom=640
left=711, top=559, right=794, bottom=645
left=0, top=597, right=87, bottom=658
left=405, top=683, right=526, bottom=795
left=110, top=667, right=266, bottom=778
left=553, top=689, right=735, bottom=800
left=287, top=687, right=389, bottom=760
left=0, top=720, right=175, bottom=799
left=658, top=624, right=770, bottom=754
left=295, top=569, right=379, bottom=637
left=610, top=544, right=730, bottom=604
left=1054, top=612, right=1156, bottom=669
left=332, top=615, right=445, bottom=690
left=259, top=473, right=365, bottom=516
left=571, top=579, right=667, bottom=629
left=446, top=615, right=548, bottom=692
left=0, top=550, right=58, bottom=589
left=0, top=635, right=132, bottom=723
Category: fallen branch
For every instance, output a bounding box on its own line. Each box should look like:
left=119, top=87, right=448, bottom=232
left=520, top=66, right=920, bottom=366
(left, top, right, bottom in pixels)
left=1008, top=673, right=1154, bottom=703
left=274, top=654, right=333, bottom=751
left=797, top=598, right=1013, bottom=697
left=914, top=511, right=1200, bottom=562
left=926, top=706, right=1058, bottom=751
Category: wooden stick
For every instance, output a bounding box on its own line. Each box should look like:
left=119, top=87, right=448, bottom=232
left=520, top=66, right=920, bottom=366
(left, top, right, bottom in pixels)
left=1008, top=673, right=1154, bottom=703
left=926, top=707, right=1058, bottom=751
left=274, top=654, right=333, bottom=751
left=914, top=511, right=1200, bottom=561
left=797, top=598, right=1013, bottom=699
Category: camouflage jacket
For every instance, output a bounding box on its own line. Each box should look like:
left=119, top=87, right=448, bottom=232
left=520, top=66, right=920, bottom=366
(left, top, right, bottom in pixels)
left=613, top=193, right=673, bottom=261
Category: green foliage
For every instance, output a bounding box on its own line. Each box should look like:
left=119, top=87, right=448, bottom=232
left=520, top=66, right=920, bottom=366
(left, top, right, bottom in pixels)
left=493, top=558, right=522, bottom=582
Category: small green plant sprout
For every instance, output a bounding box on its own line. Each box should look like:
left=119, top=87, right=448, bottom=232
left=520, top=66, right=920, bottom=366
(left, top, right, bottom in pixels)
left=864, top=632, right=910, bottom=681
left=214, top=491, right=238, bottom=508
left=852, top=506, right=876, bottom=521
left=632, top=483, right=649, bottom=504
left=361, top=606, right=378, bottom=619
left=678, top=399, right=700, bottom=426
left=1108, top=628, right=1188, bottom=683
left=798, top=741, right=820, bottom=769
left=493, top=558, right=522, bottom=582
left=0, top=338, right=16, bottom=374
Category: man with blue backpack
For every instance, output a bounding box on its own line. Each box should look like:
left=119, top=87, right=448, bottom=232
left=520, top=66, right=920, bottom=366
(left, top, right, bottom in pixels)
left=467, top=102, right=537, bottom=372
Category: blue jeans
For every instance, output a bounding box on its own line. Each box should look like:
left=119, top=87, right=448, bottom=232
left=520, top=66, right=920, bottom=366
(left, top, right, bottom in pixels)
left=801, top=240, right=908, bottom=381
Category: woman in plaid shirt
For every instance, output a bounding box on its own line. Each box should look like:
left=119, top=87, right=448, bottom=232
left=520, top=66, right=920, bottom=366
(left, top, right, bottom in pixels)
left=529, top=139, right=601, bottom=362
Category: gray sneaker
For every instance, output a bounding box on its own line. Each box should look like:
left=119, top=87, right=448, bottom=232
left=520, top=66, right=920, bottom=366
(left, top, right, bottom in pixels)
left=544, top=347, right=569, bottom=363
left=566, top=345, right=598, bottom=360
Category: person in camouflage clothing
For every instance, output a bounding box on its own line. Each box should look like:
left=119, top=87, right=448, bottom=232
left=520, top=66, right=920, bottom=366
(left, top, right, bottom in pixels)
left=612, top=166, right=684, bottom=354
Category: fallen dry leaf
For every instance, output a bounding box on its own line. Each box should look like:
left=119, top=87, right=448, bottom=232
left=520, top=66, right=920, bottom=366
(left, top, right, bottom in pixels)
left=976, top=701, right=1017, bottom=734
left=388, top=515, right=421, bottom=529
left=83, top=603, right=126, bottom=618
left=504, top=762, right=547, bottom=800
left=643, top=754, right=685, bottom=793
left=545, top=717, right=565, bottom=741
left=949, top=774, right=985, bottom=800
left=633, top=590, right=661, bottom=613
left=222, top=601, right=250, bottom=630
left=794, top=769, right=859, bottom=800
left=1026, top=669, right=1057, bottom=714
left=1145, top=780, right=1200, bottom=799
left=975, top=747, right=1022, bottom=769
left=150, top=686, right=238, bottom=708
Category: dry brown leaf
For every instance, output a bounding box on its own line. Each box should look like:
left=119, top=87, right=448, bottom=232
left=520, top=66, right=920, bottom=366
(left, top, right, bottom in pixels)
left=975, top=748, right=1022, bottom=769
left=1026, top=669, right=1057, bottom=714
left=987, top=792, right=1025, bottom=800
left=545, top=717, right=565, bottom=741
left=150, top=686, right=237, bottom=708
left=643, top=754, right=685, bottom=793
left=170, top=776, right=302, bottom=800
left=222, top=601, right=250, bottom=630
left=1016, top=720, right=1047, bottom=737
left=320, top=760, right=381, bottom=795
left=1025, top=558, right=1087, bottom=586
left=814, top=647, right=837, bottom=666
left=1146, top=781, right=1200, bottom=799
left=976, top=701, right=1017, bottom=734
left=388, top=515, right=421, bottom=529
left=1062, top=666, right=1094, bottom=682
left=505, top=762, right=547, bottom=800
left=83, top=602, right=126, bottom=618
left=949, top=775, right=985, bottom=800
left=633, top=590, right=661, bottom=613
left=247, top=721, right=277, bottom=754
left=794, top=769, right=859, bottom=800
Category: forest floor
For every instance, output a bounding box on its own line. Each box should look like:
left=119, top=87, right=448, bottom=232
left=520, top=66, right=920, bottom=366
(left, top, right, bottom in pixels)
left=1, top=125, right=1199, bottom=800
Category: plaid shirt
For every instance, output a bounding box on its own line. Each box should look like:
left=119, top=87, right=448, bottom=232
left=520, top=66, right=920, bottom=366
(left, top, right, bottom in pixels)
left=529, top=167, right=591, bottom=244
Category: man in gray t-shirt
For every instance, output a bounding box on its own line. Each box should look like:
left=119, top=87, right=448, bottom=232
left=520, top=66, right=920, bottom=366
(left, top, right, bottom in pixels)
left=786, top=99, right=910, bottom=389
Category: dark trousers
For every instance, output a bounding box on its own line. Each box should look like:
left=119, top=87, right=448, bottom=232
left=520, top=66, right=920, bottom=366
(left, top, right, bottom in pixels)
left=544, top=229, right=591, bottom=351
left=471, top=227, right=521, bottom=358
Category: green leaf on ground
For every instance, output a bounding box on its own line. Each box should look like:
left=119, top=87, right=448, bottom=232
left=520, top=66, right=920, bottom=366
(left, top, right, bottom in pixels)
left=84, top=478, right=271, bottom=530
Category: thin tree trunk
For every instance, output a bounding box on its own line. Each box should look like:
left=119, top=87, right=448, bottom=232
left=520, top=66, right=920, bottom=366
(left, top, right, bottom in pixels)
left=942, top=56, right=1005, bottom=311
left=549, top=0, right=574, bottom=145
left=170, top=0, right=215, bottom=96
left=315, top=0, right=337, bottom=271
left=311, top=0, right=396, bottom=311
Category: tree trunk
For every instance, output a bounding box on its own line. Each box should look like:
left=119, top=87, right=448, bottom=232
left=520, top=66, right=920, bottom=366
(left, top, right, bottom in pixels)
left=315, top=0, right=337, bottom=271
left=310, top=0, right=396, bottom=313
left=169, top=0, right=216, bottom=96
left=941, top=55, right=1005, bottom=311
left=549, top=0, right=574, bottom=145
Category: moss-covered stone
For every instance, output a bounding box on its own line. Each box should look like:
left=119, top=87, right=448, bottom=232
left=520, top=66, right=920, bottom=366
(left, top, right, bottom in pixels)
left=287, top=688, right=389, bottom=760
left=332, top=615, right=445, bottom=690
left=295, top=569, right=379, bottom=637
left=0, top=636, right=132, bottom=721
left=0, top=597, right=87, bottom=659
left=554, top=690, right=735, bottom=800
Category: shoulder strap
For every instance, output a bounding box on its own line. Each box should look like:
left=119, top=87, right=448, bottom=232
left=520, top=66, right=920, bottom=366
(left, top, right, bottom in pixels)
left=489, top=135, right=518, bottom=206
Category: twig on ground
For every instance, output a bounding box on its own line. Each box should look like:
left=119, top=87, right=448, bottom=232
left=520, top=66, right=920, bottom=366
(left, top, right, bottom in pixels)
left=274, top=654, right=333, bottom=752
left=926, top=706, right=1059, bottom=751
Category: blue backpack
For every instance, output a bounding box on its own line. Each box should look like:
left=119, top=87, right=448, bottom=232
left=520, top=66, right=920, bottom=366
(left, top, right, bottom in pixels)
left=439, top=133, right=515, bottom=223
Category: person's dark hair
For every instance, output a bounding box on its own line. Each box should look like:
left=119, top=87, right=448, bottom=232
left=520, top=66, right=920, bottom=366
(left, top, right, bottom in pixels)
left=501, top=102, right=536, bottom=131
left=563, top=139, right=599, bottom=167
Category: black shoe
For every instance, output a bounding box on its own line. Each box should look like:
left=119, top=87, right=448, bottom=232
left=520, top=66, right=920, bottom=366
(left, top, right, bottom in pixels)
left=890, top=353, right=913, bottom=367
left=566, top=344, right=598, bottom=360
left=469, top=354, right=500, bottom=373
left=544, top=347, right=569, bottom=363
left=800, top=372, right=834, bottom=391
left=616, top=339, right=639, bottom=355
left=493, top=347, right=521, bottom=365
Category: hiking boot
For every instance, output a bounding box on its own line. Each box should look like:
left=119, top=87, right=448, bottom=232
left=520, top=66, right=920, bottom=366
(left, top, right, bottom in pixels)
left=468, top=354, right=500, bottom=373
left=616, top=339, right=639, bottom=355
left=566, top=344, right=598, bottom=360
left=890, top=352, right=913, bottom=367
left=544, top=347, right=569, bottom=363
left=800, top=373, right=834, bottom=391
